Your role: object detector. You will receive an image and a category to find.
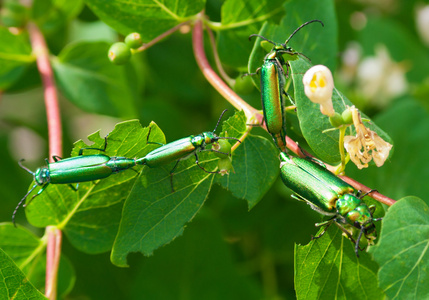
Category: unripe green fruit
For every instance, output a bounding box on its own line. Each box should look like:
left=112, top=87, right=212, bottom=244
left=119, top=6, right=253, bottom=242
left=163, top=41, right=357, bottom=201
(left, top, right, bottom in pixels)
left=213, top=139, right=232, bottom=158
left=234, top=75, right=255, bottom=95
left=125, top=32, right=143, bottom=49
left=329, top=112, right=344, bottom=128
left=108, top=42, right=131, bottom=65
left=218, top=157, right=234, bottom=176
left=341, top=108, right=353, bottom=125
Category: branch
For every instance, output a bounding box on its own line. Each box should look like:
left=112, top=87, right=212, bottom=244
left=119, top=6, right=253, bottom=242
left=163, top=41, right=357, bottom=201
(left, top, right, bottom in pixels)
left=28, top=22, right=63, bottom=300
left=192, top=18, right=258, bottom=120
left=28, top=22, right=62, bottom=160
left=44, top=227, right=62, bottom=300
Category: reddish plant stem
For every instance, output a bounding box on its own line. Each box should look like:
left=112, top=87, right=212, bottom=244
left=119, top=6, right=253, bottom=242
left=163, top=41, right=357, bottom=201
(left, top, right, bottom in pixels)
left=339, top=175, right=396, bottom=206
left=28, top=22, right=63, bottom=299
left=192, top=19, right=257, bottom=119
left=28, top=22, right=62, bottom=160
left=192, top=17, right=396, bottom=206
left=45, top=227, right=62, bottom=300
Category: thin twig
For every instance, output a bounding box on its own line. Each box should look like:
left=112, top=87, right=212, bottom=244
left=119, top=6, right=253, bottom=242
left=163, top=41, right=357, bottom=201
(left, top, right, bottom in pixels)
left=205, top=25, right=234, bottom=86
left=135, top=20, right=192, bottom=52
left=192, top=18, right=257, bottom=119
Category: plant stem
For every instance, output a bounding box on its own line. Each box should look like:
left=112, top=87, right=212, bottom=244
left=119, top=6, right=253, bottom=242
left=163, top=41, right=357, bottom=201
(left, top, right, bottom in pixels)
left=339, top=176, right=396, bottom=206
left=135, top=20, right=192, bottom=53
left=45, top=227, right=62, bottom=300
left=192, top=18, right=258, bottom=121
left=205, top=25, right=234, bottom=86
left=28, top=21, right=63, bottom=300
left=28, top=22, right=62, bottom=159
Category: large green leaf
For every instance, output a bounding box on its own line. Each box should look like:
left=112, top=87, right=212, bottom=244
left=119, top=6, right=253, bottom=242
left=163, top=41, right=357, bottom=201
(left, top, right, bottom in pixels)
left=24, top=120, right=162, bottom=254
left=111, top=112, right=247, bottom=265
left=0, top=27, right=34, bottom=90
left=217, top=0, right=285, bottom=69
left=215, top=110, right=279, bottom=209
left=0, top=224, right=75, bottom=298
left=295, top=226, right=384, bottom=300
left=290, top=59, right=393, bottom=164
left=371, top=197, right=429, bottom=299
left=0, top=247, right=46, bottom=300
left=84, top=0, right=205, bottom=39
left=52, top=41, right=139, bottom=118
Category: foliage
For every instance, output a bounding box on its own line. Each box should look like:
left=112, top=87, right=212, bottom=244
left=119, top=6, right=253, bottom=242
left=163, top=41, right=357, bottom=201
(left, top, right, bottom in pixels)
left=1, top=0, right=429, bottom=299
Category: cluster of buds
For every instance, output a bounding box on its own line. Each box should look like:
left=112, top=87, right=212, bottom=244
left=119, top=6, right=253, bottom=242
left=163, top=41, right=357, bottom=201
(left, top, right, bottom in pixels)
left=303, top=65, right=392, bottom=169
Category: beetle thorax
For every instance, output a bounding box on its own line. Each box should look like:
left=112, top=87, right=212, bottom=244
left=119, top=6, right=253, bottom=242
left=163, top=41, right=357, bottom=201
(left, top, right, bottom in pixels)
left=34, top=167, right=50, bottom=185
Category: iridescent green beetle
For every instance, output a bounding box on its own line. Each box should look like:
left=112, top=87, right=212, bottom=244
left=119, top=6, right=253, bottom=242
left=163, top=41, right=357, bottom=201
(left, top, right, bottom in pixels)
left=279, top=152, right=382, bottom=256
left=249, top=20, right=324, bottom=152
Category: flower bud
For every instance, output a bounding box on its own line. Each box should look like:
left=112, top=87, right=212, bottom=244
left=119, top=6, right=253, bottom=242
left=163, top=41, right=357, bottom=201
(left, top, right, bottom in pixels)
left=303, top=65, right=335, bottom=116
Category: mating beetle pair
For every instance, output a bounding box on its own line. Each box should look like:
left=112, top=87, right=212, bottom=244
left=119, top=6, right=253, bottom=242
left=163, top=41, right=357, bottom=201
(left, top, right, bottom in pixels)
left=249, top=21, right=382, bottom=256
left=14, top=110, right=240, bottom=226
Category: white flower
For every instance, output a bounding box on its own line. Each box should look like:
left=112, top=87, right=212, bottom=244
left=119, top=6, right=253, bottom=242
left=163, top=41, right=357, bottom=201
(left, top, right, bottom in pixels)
left=357, top=45, right=408, bottom=107
left=343, top=106, right=392, bottom=169
left=303, top=65, right=335, bottom=116
left=416, top=5, right=429, bottom=46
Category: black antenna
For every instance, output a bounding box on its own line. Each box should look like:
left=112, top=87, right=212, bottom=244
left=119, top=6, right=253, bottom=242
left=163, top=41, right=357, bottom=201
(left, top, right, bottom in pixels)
left=285, top=20, right=324, bottom=45
left=248, top=34, right=276, bottom=46
left=212, top=109, right=241, bottom=143
left=213, top=109, right=228, bottom=133
left=12, top=184, right=37, bottom=227
left=18, top=159, right=35, bottom=175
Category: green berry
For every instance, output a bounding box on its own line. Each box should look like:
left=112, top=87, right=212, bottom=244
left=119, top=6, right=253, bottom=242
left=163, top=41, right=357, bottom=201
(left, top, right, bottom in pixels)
left=329, top=112, right=344, bottom=128
left=213, top=139, right=232, bottom=158
left=108, top=42, right=131, bottom=65
left=341, top=108, right=353, bottom=125
left=218, top=157, right=234, bottom=176
left=234, top=75, right=255, bottom=95
left=125, top=32, right=143, bottom=49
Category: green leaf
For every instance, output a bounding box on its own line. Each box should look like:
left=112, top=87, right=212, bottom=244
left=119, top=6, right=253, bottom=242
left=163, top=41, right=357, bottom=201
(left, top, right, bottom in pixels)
left=0, top=247, right=46, bottom=300
left=290, top=59, right=393, bottom=164
left=0, top=223, right=75, bottom=298
left=129, top=213, right=263, bottom=299
left=248, top=0, right=337, bottom=81
left=371, top=197, right=429, bottom=299
left=0, top=27, right=34, bottom=90
left=84, top=0, right=205, bottom=39
left=25, top=120, right=161, bottom=254
left=216, top=110, right=280, bottom=209
left=217, top=0, right=285, bottom=69
left=295, top=226, right=384, bottom=300
left=111, top=112, right=253, bottom=265
left=111, top=132, right=225, bottom=265
left=52, top=41, right=139, bottom=118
